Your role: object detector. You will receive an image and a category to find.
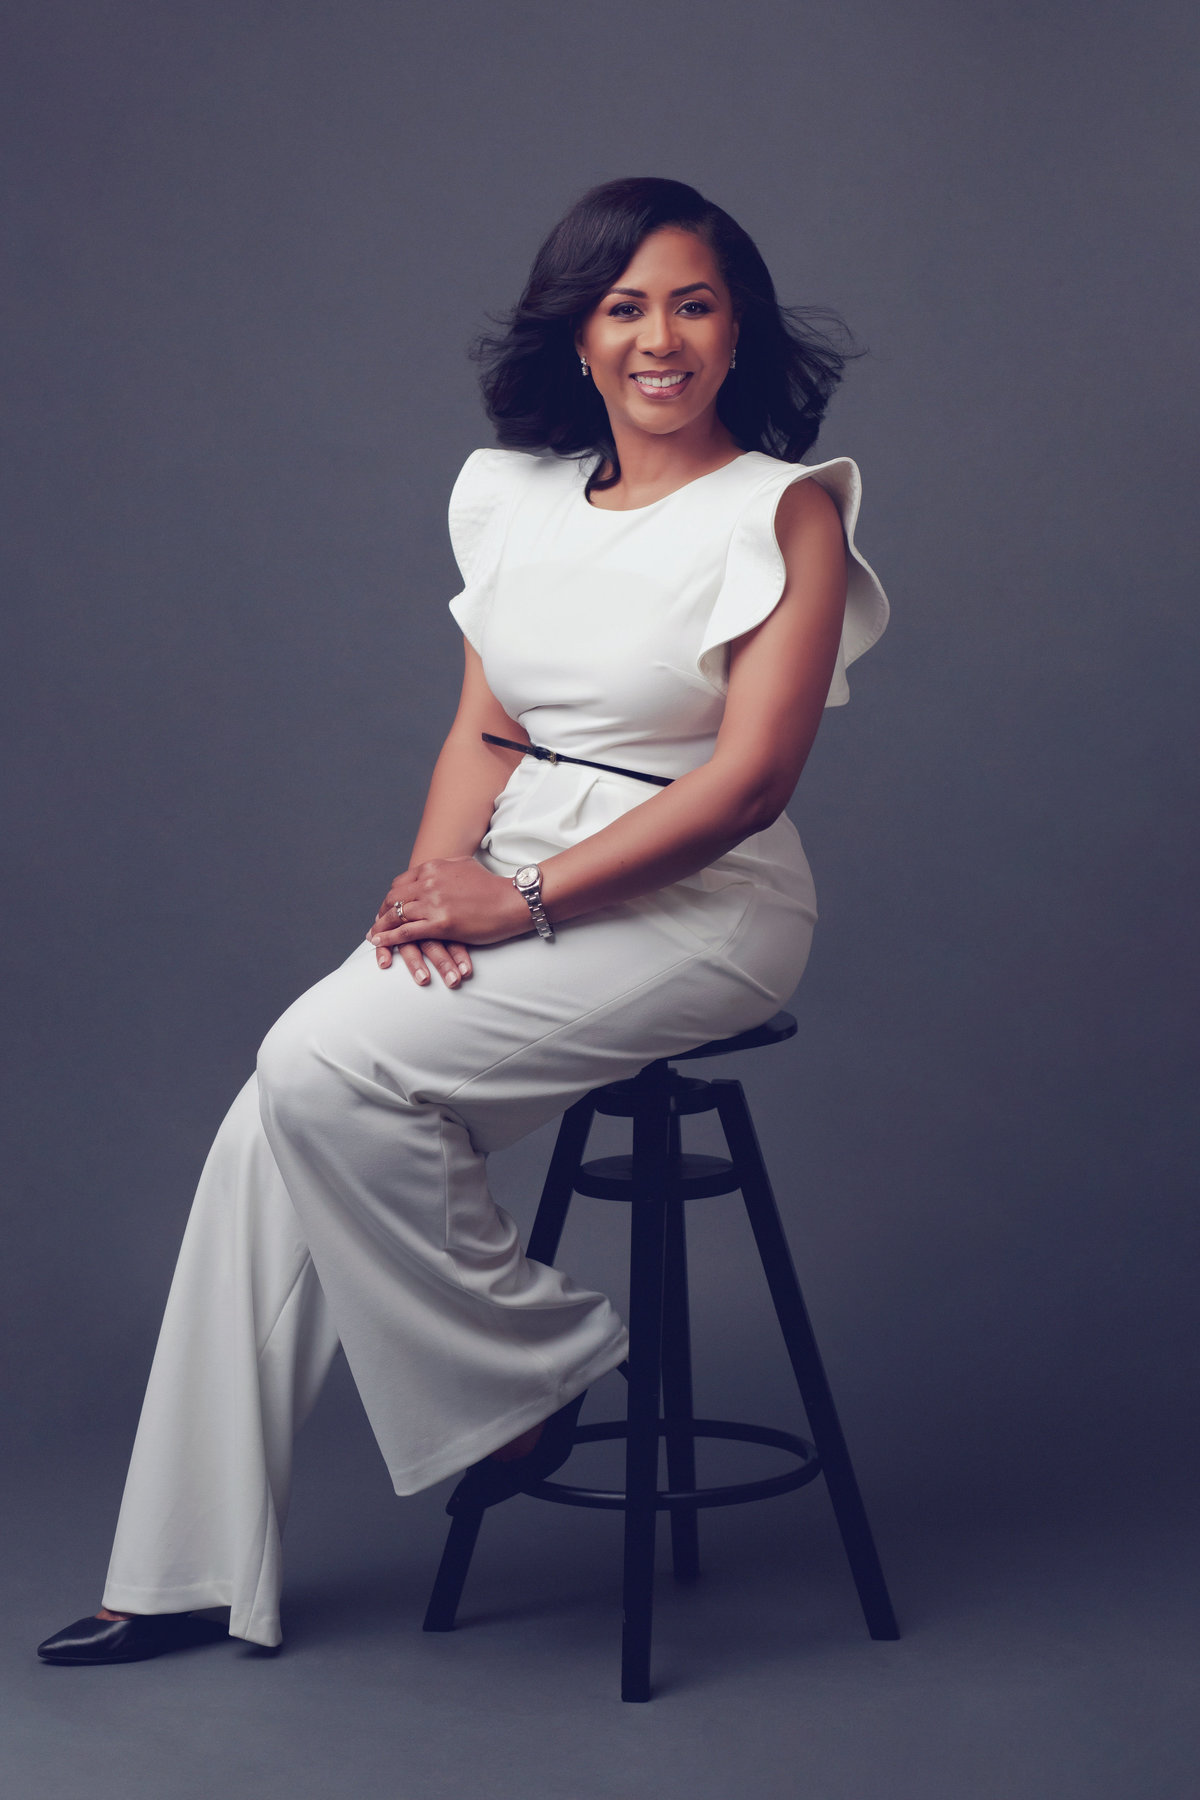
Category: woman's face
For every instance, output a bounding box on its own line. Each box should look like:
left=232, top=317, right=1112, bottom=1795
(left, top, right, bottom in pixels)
left=576, top=227, right=738, bottom=442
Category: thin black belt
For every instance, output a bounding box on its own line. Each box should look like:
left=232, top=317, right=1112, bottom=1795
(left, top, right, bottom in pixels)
left=481, top=732, right=674, bottom=788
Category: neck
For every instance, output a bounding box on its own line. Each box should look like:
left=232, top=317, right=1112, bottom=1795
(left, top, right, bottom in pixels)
left=602, top=412, right=742, bottom=505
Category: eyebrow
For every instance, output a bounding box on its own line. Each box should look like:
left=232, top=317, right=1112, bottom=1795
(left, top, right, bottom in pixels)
left=606, top=282, right=719, bottom=299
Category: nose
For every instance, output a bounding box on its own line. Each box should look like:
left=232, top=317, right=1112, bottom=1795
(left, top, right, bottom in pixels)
left=636, top=306, right=682, bottom=359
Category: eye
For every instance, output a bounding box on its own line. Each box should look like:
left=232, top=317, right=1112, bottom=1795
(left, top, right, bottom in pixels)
left=678, top=301, right=712, bottom=315
left=608, top=302, right=642, bottom=318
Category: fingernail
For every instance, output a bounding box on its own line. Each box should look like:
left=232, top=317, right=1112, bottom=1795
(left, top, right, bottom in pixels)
left=458, top=962, right=470, bottom=974
left=446, top=972, right=459, bottom=986
left=415, top=969, right=429, bottom=983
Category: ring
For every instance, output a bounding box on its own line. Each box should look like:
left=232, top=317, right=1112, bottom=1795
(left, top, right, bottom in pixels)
left=393, top=900, right=404, bottom=922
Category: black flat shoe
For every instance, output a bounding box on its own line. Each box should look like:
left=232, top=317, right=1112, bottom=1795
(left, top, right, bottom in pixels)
left=37, top=1612, right=228, bottom=1665
left=446, top=1389, right=588, bottom=1516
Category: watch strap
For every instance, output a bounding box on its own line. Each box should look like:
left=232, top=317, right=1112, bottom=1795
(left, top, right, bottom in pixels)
left=513, top=868, right=555, bottom=941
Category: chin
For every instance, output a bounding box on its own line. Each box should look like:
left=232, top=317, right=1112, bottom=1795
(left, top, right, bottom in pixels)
left=624, top=399, right=713, bottom=434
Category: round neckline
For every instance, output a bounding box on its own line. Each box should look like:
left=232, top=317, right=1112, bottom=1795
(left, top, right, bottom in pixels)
left=577, top=452, right=754, bottom=515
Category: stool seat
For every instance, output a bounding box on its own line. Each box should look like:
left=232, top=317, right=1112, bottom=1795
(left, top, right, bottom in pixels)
left=672, top=1009, right=798, bottom=1060
left=422, top=1008, right=898, bottom=1701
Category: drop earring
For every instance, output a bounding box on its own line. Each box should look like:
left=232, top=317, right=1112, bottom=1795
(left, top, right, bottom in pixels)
left=579, top=355, right=590, bottom=378
left=729, top=347, right=737, bottom=370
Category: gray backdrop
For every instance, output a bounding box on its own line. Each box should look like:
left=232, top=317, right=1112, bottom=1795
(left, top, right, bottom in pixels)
left=2, top=2, right=1197, bottom=1794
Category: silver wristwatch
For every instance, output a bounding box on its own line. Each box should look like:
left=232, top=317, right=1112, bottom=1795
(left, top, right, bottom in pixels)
left=512, top=864, right=554, bottom=941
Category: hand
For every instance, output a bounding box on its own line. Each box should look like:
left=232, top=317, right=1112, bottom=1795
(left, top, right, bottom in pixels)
left=367, top=857, right=531, bottom=980
left=370, top=930, right=474, bottom=986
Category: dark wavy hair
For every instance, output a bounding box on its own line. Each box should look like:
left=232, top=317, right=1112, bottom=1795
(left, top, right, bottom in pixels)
left=476, top=177, right=856, bottom=493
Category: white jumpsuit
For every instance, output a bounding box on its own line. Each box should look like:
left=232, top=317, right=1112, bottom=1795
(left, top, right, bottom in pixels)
left=102, top=447, right=889, bottom=1646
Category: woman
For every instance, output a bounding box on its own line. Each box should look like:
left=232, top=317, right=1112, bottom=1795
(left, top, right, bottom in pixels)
left=38, top=176, right=888, bottom=1665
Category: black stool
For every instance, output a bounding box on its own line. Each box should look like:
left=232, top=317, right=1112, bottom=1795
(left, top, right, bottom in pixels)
left=423, top=1011, right=899, bottom=1701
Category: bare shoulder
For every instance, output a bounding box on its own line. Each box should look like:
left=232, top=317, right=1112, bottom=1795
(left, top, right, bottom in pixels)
left=773, top=474, right=843, bottom=547
left=772, top=479, right=845, bottom=599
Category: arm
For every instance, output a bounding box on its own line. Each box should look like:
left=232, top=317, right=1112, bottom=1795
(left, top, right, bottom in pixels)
left=371, top=477, right=847, bottom=957
left=540, top=478, right=847, bottom=919
left=369, top=645, right=528, bottom=976
left=408, top=645, right=529, bottom=863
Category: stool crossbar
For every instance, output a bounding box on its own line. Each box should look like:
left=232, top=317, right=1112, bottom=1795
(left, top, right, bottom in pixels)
left=422, top=1011, right=899, bottom=1700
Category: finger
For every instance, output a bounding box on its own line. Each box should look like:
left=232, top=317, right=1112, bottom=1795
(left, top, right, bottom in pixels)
left=446, top=941, right=473, bottom=979
left=420, top=940, right=464, bottom=988
left=365, top=924, right=390, bottom=966
left=376, top=893, right=415, bottom=929
left=369, top=923, right=396, bottom=969
left=397, top=944, right=431, bottom=985
left=369, top=917, right=437, bottom=949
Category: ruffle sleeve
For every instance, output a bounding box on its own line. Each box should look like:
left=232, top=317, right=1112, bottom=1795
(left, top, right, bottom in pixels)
left=696, top=457, right=890, bottom=707
left=446, top=448, right=538, bottom=652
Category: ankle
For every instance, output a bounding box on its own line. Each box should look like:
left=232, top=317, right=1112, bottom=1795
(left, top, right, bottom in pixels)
left=489, top=1421, right=546, bottom=1462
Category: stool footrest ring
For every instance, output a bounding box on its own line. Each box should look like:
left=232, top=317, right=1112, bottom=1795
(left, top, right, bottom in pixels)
left=525, top=1418, right=820, bottom=1511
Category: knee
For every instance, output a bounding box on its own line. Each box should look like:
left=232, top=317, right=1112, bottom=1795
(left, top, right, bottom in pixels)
left=256, top=1010, right=345, bottom=1141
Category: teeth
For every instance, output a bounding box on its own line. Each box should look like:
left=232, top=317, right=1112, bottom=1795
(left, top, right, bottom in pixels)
left=634, top=373, right=689, bottom=389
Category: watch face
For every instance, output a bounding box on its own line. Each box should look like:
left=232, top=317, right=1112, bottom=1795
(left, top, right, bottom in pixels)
left=514, top=865, right=539, bottom=889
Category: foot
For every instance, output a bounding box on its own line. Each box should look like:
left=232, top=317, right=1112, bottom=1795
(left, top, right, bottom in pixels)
left=489, top=1421, right=546, bottom=1462
left=446, top=1390, right=588, bottom=1515
left=37, top=1610, right=228, bottom=1665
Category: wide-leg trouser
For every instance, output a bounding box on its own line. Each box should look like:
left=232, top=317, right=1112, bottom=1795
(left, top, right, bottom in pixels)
left=102, top=879, right=813, bottom=1646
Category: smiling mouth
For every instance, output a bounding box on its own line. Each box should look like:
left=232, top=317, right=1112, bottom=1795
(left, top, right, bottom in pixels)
left=630, top=371, right=692, bottom=396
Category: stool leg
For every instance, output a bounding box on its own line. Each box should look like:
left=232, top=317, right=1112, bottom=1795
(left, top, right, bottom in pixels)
left=713, top=1080, right=900, bottom=1641
left=422, top=1508, right=485, bottom=1633
left=660, top=1117, right=701, bottom=1581
left=526, top=1093, right=596, bottom=1266
left=621, top=1064, right=671, bottom=1702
